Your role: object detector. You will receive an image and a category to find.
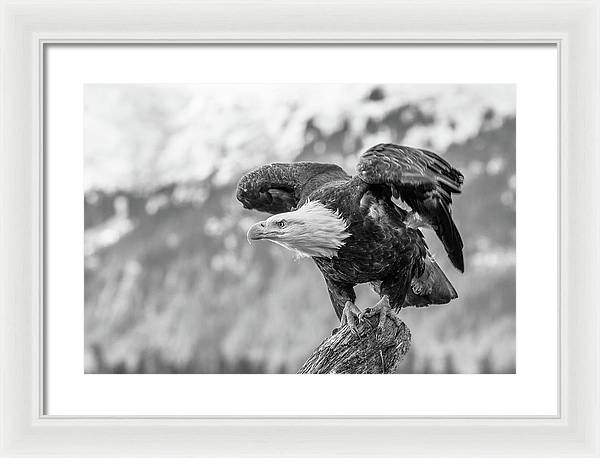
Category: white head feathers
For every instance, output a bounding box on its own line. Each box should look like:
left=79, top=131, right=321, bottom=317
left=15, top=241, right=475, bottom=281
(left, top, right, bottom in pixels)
left=264, top=200, right=351, bottom=258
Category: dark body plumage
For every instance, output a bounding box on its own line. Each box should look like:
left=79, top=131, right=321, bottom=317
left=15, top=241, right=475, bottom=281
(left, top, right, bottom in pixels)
left=237, top=143, right=464, bottom=320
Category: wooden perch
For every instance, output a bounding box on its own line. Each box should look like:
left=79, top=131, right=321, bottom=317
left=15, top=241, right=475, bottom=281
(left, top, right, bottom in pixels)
left=298, top=315, right=411, bottom=374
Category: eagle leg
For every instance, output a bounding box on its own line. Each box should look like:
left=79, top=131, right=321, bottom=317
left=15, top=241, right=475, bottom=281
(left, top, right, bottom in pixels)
left=340, top=301, right=362, bottom=336
left=359, top=295, right=401, bottom=338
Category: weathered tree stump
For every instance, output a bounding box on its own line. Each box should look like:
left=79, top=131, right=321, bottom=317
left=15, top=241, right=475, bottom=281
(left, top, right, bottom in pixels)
left=297, top=315, right=411, bottom=374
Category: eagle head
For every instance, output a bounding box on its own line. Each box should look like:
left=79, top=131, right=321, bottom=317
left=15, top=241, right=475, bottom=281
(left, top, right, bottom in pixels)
left=246, top=200, right=351, bottom=258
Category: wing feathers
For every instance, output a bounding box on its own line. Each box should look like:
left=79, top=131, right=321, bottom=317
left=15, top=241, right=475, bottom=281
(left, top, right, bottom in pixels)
left=425, top=195, right=464, bottom=272
left=357, top=143, right=464, bottom=272
left=237, top=162, right=350, bottom=215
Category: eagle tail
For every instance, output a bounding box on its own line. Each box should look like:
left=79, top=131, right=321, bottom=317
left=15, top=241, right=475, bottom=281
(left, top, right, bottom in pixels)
left=403, top=255, right=458, bottom=308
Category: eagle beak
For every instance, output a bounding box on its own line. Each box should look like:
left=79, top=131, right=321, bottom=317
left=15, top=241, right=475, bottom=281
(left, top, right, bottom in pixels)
left=246, top=221, right=267, bottom=245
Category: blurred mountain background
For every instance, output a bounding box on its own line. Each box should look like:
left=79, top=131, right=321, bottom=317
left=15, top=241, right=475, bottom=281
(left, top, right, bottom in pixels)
left=84, top=84, right=516, bottom=374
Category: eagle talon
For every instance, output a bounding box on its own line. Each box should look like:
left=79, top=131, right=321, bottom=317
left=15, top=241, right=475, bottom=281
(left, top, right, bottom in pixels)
left=340, top=301, right=361, bottom=336
left=358, top=307, right=374, bottom=322
left=361, top=296, right=401, bottom=338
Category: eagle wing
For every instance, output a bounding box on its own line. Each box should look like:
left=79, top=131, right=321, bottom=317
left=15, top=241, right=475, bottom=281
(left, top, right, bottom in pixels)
left=236, top=161, right=350, bottom=214
left=356, top=143, right=464, bottom=272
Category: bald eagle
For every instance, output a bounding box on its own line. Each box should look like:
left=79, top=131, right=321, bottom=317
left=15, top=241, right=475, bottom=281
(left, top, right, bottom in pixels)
left=236, top=143, right=464, bottom=333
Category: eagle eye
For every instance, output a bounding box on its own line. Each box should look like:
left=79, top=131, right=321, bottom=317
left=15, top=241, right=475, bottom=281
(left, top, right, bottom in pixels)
left=277, top=220, right=286, bottom=228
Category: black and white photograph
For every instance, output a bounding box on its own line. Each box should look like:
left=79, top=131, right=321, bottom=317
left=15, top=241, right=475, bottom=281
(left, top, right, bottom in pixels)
left=84, top=83, right=516, bottom=374
left=6, top=0, right=600, bottom=453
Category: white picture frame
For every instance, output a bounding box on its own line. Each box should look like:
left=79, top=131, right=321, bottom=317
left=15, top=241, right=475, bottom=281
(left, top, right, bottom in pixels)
left=1, top=1, right=598, bottom=456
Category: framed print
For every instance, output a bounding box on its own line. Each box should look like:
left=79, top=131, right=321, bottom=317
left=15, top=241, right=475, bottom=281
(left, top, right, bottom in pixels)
left=46, top=44, right=553, bottom=417
left=1, top=1, right=599, bottom=457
